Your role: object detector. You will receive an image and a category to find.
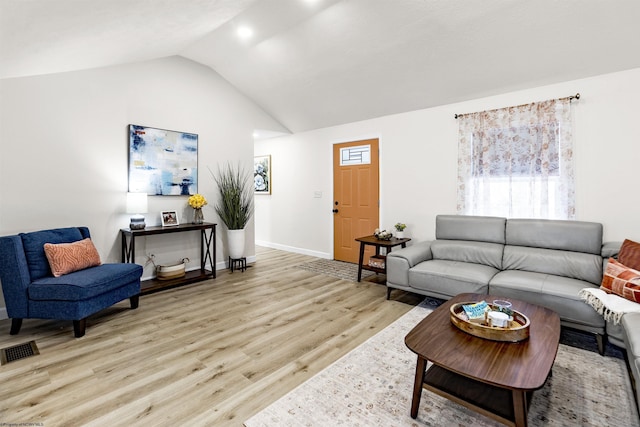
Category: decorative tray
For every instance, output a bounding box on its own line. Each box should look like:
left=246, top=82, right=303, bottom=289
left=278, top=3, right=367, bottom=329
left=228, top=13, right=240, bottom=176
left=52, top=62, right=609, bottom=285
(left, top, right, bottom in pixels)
left=449, top=302, right=530, bottom=342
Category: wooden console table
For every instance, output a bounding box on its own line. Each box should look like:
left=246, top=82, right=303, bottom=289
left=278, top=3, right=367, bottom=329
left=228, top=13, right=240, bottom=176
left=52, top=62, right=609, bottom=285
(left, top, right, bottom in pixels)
left=121, top=222, right=216, bottom=294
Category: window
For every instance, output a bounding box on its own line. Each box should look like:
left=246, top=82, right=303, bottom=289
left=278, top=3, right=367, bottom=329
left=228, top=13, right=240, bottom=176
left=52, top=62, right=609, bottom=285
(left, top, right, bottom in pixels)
left=456, top=98, right=575, bottom=219
left=340, top=145, right=371, bottom=166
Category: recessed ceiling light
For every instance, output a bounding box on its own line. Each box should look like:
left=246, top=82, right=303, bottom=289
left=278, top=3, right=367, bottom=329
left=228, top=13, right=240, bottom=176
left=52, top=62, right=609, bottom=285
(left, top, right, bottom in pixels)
left=237, top=26, right=253, bottom=39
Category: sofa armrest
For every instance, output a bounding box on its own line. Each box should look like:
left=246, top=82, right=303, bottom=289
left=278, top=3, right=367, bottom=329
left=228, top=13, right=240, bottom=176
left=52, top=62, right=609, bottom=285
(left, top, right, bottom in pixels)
left=602, top=241, right=623, bottom=259
left=386, top=241, right=433, bottom=287
left=0, top=235, right=33, bottom=318
left=622, top=312, right=640, bottom=352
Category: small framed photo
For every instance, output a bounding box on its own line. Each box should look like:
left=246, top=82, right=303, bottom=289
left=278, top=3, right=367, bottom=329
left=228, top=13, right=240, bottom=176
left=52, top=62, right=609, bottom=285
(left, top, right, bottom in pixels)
left=161, top=211, right=179, bottom=226
left=254, top=155, right=271, bottom=195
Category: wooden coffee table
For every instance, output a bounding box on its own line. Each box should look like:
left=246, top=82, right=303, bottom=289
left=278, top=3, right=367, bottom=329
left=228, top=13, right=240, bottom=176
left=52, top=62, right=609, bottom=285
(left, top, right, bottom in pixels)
left=405, top=293, right=560, bottom=427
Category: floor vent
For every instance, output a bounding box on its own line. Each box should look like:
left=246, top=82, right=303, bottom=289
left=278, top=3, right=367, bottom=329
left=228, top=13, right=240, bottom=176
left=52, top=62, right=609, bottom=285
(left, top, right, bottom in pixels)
left=0, top=340, right=40, bottom=365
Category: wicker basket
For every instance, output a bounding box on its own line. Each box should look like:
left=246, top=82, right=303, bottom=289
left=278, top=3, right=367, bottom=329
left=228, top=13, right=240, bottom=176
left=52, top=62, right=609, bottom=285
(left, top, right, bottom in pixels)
left=156, top=258, right=189, bottom=280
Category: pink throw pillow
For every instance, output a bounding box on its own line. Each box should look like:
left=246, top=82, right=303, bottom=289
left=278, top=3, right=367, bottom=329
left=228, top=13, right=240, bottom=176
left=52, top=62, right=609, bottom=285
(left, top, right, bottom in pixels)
left=44, top=238, right=102, bottom=277
left=601, top=258, right=640, bottom=304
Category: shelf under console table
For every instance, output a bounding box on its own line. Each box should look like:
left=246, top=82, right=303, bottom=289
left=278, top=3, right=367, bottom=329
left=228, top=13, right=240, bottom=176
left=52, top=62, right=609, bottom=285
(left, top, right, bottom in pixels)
left=120, top=222, right=216, bottom=294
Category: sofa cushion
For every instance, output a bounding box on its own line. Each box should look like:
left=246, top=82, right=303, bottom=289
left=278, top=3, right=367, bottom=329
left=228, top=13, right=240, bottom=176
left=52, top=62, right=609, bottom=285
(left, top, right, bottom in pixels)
left=409, top=259, right=496, bottom=298
left=506, top=218, right=603, bottom=255
left=619, top=239, right=640, bottom=271
left=601, top=258, right=640, bottom=303
left=29, top=263, right=143, bottom=302
left=44, top=238, right=101, bottom=277
left=490, top=270, right=605, bottom=328
left=21, top=227, right=84, bottom=281
left=431, top=240, right=504, bottom=269
left=435, top=215, right=506, bottom=244
left=491, top=270, right=591, bottom=299
left=502, top=246, right=602, bottom=285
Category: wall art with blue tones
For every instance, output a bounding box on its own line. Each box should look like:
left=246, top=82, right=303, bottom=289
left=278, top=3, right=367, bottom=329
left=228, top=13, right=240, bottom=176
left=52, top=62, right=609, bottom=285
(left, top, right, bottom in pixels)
left=128, top=124, right=198, bottom=195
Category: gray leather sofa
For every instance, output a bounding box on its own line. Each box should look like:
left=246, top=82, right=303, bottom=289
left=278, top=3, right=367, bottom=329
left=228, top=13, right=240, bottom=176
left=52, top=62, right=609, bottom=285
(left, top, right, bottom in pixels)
left=386, top=215, right=619, bottom=355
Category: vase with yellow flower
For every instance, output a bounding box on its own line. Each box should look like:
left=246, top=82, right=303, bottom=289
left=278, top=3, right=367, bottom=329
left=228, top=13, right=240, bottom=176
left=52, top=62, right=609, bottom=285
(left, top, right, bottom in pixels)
left=188, top=194, right=207, bottom=224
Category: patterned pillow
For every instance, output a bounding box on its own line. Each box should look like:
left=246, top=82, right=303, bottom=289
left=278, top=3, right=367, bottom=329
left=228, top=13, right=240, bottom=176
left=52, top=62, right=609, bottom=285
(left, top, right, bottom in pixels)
left=43, top=238, right=102, bottom=277
left=619, top=239, right=640, bottom=271
left=601, top=258, right=640, bottom=303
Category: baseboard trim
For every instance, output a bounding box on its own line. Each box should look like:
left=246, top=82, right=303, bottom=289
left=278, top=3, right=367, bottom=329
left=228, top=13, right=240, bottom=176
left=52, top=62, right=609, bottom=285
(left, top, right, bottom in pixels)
left=255, top=241, right=330, bottom=259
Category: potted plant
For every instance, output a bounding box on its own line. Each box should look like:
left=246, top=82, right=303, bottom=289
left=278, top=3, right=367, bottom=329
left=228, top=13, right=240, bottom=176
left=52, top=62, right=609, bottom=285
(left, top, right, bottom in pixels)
left=210, top=162, right=254, bottom=259
left=394, top=222, right=407, bottom=238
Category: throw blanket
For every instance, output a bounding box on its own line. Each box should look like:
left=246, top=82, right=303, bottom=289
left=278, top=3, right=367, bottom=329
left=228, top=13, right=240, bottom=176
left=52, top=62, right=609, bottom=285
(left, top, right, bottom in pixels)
left=580, top=288, right=640, bottom=324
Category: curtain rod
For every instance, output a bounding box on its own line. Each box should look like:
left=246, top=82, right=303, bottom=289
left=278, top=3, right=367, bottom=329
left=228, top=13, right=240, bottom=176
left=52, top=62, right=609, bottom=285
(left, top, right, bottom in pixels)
left=454, top=93, right=580, bottom=119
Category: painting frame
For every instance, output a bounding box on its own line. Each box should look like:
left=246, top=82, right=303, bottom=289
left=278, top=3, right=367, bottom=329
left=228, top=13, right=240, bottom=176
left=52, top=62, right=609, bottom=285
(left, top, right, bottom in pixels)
left=254, top=155, right=271, bottom=195
left=128, top=124, right=198, bottom=196
left=161, top=210, right=179, bottom=227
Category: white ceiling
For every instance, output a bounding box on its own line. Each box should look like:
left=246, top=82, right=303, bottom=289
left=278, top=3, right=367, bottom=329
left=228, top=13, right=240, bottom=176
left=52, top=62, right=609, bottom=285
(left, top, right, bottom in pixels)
left=2, top=0, right=640, bottom=133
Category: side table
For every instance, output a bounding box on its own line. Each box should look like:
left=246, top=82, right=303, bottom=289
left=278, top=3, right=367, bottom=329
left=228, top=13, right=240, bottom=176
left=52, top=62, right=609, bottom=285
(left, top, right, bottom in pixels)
left=355, top=235, right=411, bottom=282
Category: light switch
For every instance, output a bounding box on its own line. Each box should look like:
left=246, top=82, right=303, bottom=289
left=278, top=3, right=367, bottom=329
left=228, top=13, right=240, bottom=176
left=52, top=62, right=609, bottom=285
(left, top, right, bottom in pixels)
left=314, top=191, right=322, bottom=198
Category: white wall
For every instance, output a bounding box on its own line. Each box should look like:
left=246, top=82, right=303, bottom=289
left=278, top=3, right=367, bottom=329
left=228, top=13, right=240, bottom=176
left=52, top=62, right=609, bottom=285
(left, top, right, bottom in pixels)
left=0, top=56, right=287, bottom=313
left=255, top=67, right=640, bottom=258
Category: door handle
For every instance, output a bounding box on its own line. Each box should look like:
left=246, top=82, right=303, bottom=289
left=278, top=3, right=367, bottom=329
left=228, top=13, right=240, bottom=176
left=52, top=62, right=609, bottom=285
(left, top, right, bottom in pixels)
left=332, top=209, right=339, bottom=213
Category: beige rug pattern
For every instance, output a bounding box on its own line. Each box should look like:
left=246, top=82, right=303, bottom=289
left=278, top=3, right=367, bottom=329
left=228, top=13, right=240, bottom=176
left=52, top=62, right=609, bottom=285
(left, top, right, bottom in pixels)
left=245, top=301, right=639, bottom=426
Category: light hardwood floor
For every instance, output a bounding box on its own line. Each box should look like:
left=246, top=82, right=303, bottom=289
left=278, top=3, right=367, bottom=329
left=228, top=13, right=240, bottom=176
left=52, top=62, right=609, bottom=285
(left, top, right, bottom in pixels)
left=0, top=247, right=422, bottom=426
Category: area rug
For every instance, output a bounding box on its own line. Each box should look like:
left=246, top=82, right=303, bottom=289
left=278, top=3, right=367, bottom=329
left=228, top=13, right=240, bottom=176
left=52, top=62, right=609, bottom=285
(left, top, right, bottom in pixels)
left=296, top=259, right=375, bottom=281
left=244, top=300, right=639, bottom=427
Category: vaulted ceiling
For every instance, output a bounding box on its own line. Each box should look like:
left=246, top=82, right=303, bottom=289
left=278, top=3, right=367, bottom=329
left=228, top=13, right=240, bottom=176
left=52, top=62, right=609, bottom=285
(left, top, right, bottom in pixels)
left=2, top=0, right=640, bottom=133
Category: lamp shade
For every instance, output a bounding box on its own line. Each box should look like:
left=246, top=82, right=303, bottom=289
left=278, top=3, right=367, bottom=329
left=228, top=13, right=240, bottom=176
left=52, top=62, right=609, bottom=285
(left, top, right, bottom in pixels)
left=126, top=192, right=148, bottom=214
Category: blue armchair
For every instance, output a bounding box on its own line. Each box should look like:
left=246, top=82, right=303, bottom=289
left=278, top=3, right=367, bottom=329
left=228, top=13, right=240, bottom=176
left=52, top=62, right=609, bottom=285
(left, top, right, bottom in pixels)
left=0, top=227, right=142, bottom=337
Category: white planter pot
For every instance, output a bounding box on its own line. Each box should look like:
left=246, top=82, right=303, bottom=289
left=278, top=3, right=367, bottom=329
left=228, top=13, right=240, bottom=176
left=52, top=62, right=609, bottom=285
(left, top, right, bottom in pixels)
left=227, top=229, right=246, bottom=259
left=395, top=231, right=405, bottom=239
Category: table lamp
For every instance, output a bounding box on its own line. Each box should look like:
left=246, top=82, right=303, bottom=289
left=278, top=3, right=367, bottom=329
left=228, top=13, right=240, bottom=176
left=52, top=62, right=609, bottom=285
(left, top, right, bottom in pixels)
left=127, top=192, right=148, bottom=230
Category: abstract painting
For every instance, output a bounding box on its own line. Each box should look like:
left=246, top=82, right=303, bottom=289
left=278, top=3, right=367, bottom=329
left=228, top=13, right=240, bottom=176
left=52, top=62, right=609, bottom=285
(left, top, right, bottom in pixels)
left=128, top=124, right=198, bottom=195
left=254, top=155, right=271, bottom=194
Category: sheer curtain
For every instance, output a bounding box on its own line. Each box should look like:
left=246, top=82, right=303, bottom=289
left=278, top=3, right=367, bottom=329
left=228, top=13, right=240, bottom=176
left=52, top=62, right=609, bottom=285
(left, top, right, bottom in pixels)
left=456, top=98, right=575, bottom=219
